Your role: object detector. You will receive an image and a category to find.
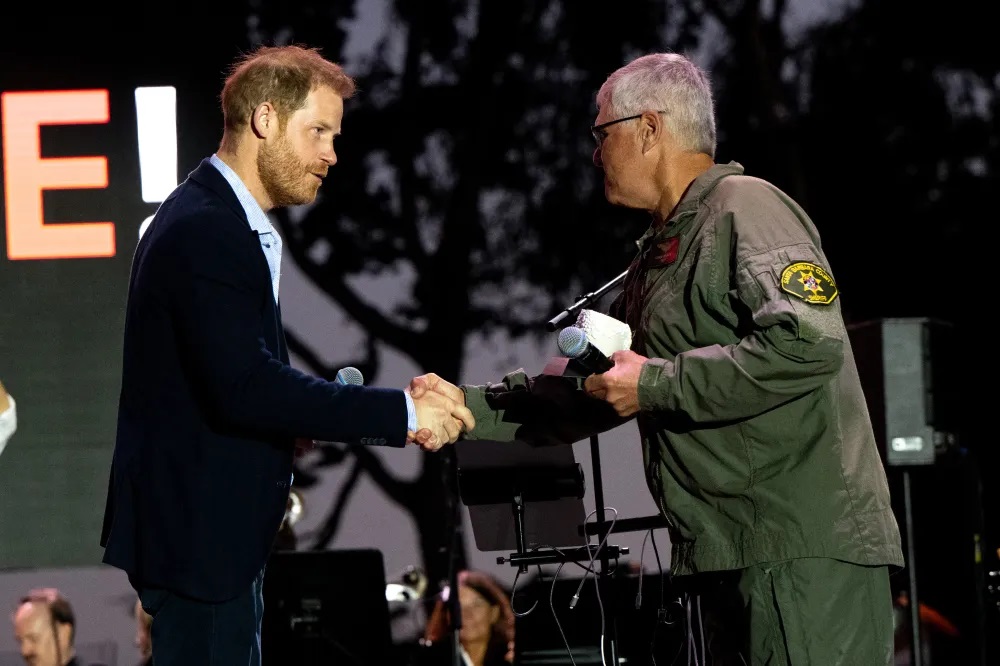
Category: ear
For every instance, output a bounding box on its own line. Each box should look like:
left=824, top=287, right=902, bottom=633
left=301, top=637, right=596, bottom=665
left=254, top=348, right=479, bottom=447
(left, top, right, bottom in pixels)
left=488, top=605, right=500, bottom=627
left=640, top=110, right=664, bottom=154
left=251, top=102, right=277, bottom=139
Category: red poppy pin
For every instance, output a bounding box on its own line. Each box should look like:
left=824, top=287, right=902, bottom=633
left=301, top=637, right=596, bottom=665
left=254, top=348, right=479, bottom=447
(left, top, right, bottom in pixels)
left=647, top=237, right=679, bottom=268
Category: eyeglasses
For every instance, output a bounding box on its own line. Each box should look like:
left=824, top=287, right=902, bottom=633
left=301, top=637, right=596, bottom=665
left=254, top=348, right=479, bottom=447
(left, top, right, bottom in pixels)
left=590, top=111, right=667, bottom=146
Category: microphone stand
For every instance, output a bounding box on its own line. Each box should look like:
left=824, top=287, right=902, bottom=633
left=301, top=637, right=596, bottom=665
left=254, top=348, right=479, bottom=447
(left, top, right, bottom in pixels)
left=544, top=270, right=629, bottom=664
left=546, top=270, right=628, bottom=332
left=442, top=447, right=464, bottom=666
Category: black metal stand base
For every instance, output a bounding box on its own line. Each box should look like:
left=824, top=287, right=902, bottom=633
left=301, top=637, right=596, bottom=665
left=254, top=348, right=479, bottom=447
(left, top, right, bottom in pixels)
left=497, top=543, right=629, bottom=568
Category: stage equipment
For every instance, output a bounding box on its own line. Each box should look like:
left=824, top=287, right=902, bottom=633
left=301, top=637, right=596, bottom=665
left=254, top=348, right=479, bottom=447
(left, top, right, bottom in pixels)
left=261, top=549, right=392, bottom=666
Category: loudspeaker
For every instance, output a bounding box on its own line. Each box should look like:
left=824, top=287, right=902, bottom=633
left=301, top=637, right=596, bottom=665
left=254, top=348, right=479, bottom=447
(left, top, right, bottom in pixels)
left=261, top=549, right=392, bottom=666
left=847, top=317, right=958, bottom=466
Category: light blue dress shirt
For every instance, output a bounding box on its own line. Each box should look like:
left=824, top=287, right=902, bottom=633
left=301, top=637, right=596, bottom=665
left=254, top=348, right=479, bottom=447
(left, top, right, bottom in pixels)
left=207, top=155, right=417, bottom=433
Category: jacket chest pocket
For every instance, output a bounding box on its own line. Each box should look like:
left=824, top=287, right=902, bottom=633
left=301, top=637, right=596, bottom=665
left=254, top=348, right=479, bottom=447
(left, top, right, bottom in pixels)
left=634, top=271, right=690, bottom=354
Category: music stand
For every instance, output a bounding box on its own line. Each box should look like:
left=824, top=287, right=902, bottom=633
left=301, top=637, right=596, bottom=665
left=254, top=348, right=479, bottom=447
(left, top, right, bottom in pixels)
left=454, top=439, right=627, bottom=571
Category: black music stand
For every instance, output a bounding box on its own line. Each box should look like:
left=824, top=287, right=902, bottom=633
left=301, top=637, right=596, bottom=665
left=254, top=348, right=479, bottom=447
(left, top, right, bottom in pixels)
left=455, top=439, right=592, bottom=558
left=454, top=438, right=629, bottom=661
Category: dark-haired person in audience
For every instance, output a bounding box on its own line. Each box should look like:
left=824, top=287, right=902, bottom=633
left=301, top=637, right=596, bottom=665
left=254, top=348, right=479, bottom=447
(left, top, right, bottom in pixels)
left=421, top=570, right=515, bottom=666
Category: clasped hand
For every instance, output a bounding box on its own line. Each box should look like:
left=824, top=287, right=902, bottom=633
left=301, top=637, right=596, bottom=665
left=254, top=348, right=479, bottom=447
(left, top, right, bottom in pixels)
left=582, top=349, right=647, bottom=418
left=406, top=373, right=474, bottom=452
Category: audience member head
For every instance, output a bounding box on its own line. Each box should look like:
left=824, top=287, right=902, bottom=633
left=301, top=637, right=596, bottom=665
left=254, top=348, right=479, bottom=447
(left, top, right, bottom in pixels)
left=424, top=570, right=514, bottom=666
left=11, top=588, right=75, bottom=666
left=133, top=598, right=152, bottom=663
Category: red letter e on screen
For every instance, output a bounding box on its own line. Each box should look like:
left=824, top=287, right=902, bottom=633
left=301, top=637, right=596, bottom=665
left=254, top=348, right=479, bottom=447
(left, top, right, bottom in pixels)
left=2, top=90, right=114, bottom=260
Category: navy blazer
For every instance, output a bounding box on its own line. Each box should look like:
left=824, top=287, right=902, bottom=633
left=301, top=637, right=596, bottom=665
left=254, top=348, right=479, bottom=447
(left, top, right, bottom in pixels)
left=101, top=159, right=408, bottom=602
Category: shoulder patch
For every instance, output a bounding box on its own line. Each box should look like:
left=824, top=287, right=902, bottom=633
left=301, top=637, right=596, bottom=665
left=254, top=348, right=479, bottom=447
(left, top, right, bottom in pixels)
left=779, top=262, right=838, bottom=305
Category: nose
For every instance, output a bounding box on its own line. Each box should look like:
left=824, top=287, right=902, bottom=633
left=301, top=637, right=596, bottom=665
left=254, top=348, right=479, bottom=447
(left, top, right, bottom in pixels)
left=592, top=146, right=603, bottom=168
left=319, top=139, right=336, bottom=167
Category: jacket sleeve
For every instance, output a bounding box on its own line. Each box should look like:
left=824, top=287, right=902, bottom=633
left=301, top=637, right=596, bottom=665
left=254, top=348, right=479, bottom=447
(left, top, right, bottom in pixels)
left=166, top=212, right=407, bottom=446
left=462, top=368, right=625, bottom=444
left=637, top=186, right=846, bottom=423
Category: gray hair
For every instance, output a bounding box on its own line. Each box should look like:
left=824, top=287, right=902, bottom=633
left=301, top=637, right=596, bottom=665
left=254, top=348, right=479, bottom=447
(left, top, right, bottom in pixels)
left=596, top=53, right=716, bottom=157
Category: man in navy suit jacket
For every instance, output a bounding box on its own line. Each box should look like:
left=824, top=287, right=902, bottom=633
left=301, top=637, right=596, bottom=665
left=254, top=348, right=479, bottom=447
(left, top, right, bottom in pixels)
left=100, top=44, right=475, bottom=666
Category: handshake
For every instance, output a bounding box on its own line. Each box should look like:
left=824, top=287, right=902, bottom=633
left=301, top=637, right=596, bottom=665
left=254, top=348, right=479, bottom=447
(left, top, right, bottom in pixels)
left=405, top=373, right=472, bottom=452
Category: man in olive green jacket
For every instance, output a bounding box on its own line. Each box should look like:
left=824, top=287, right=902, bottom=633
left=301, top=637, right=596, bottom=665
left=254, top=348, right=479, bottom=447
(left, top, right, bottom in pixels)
left=411, top=53, right=903, bottom=665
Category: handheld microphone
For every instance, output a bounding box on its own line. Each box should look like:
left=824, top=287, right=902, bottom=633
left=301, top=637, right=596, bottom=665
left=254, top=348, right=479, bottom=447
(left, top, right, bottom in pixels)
left=334, top=366, right=364, bottom=386
left=557, top=326, right=614, bottom=374
left=309, top=367, right=365, bottom=449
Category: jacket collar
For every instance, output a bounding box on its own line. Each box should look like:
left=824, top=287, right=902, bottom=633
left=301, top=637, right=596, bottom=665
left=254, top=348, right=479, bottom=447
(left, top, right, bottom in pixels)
left=636, top=161, right=744, bottom=247
left=187, top=157, right=251, bottom=229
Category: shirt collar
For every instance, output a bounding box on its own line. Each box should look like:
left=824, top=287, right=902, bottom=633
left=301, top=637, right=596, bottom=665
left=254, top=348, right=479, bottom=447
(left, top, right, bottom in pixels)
left=208, top=154, right=277, bottom=236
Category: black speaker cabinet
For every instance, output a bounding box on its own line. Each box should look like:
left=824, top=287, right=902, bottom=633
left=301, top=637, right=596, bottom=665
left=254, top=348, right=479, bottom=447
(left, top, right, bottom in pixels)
left=262, top=549, right=392, bottom=665
left=846, top=317, right=958, bottom=466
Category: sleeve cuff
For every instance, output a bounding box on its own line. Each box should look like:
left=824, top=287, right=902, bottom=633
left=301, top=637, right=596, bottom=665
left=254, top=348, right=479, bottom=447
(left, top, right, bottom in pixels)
left=637, top=358, right=673, bottom=412
left=460, top=386, right=489, bottom=441
left=403, top=391, right=418, bottom=432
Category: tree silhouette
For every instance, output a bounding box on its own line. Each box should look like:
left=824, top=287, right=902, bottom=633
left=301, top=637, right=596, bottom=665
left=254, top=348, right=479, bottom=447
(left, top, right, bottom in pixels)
left=688, top=0, right=811, bottom=201
left=684, top=0, right=994, bottom=328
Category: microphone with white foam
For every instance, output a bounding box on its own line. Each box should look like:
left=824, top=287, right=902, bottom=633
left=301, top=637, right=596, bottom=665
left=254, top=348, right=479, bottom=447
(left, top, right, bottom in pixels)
left=557, top=326, right=614, bottom=374
left=334, top=366, right=364, bottom=386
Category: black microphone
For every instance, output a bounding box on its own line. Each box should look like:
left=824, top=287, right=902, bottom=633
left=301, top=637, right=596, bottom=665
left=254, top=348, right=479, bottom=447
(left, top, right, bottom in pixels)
left=557, top=326, right=614, bottom=374
left=334, top=366, right=364, bottom=386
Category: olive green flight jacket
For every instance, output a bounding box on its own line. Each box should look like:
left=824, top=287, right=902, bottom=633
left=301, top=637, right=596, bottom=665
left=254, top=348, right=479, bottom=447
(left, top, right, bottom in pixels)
left=462, top=163, right=903, bottom=575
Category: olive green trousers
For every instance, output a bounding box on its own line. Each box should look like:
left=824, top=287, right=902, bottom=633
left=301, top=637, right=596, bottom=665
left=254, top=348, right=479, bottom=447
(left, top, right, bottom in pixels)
left=671, top=557, right=894, bottom=665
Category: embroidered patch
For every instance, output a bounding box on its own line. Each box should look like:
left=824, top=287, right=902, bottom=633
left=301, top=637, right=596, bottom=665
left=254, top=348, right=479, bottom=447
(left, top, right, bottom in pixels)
left=646, top=237, right=679, bottom=268
left=779, top=261, right=838, bottom=305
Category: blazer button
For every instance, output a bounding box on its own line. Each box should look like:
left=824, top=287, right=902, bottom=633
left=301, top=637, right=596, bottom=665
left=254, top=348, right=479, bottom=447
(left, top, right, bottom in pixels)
left=276, top=481, right=284, bottom=488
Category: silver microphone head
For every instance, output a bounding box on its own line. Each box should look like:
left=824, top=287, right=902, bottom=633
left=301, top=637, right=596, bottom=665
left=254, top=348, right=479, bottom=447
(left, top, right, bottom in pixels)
left=335, top=366, right=364, bottom=386
left=557, top=326, right=588, bottom=359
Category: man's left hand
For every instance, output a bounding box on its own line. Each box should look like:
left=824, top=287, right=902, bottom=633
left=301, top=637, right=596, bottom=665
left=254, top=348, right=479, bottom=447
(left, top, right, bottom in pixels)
left=583, top=350, right=647, bottom=418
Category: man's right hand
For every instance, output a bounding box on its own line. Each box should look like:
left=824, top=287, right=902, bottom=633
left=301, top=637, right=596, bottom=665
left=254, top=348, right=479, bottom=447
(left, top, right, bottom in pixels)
left=408, top=373, right=465, bottom=404
left=409, top=382, right=474, bottom=452
left=0, top=380, right=9, bottom=414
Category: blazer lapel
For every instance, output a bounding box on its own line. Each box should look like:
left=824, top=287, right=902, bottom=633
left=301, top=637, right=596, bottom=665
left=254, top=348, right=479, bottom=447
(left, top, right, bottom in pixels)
left=187, top=158, right=285, bottom=356
left=188, top=158, right=251, bottom=229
